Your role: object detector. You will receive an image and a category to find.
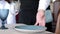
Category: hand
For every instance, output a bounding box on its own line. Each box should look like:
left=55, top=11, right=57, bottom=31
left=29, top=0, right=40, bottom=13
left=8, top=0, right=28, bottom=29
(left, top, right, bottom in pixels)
left=10, top=11, right=19, bottom=15
left=15, top=11, right=19, bottom=15
left=15, top=10, right=19, bottom=15
left=35, top=10, right=45, bottom=26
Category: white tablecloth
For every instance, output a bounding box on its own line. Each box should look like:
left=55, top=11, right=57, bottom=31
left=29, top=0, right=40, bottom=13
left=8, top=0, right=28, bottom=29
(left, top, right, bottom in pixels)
left=0, top=24, right=54, bottom=34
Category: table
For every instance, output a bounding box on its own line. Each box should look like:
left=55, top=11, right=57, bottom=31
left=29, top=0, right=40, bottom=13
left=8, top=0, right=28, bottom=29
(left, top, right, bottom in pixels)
left=0, top=24, right=54, bottom=34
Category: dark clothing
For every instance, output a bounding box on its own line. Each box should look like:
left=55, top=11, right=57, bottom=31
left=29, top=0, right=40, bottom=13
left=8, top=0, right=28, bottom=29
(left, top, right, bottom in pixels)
left=19, top=0, right=39, bottom=25
left=19, top=0, right=50, bottom=25
left=18, top=0, right=52, bottom=32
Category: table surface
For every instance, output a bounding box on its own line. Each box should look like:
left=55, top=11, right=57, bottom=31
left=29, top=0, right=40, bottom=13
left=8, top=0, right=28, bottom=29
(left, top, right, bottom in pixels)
left=0, top=24, right=54, bottom=34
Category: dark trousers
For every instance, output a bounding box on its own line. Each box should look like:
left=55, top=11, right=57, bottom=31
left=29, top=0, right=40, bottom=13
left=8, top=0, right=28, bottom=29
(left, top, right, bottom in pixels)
left=19, top=0, right=39, bottom=25
left=19, top=10, right=36, bottom=25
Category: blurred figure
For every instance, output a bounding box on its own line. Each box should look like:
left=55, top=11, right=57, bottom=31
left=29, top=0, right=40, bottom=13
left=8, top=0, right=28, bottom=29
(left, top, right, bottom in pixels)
left=6, top=0, right=19, bottom=24
left=19, top=0, right=50, bottom=26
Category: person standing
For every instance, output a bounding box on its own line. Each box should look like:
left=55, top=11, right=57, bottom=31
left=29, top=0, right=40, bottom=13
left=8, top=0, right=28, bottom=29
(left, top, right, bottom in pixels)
left=6, top=0, right=19, bottom=24
left=18, top=0, right=50, bottom=26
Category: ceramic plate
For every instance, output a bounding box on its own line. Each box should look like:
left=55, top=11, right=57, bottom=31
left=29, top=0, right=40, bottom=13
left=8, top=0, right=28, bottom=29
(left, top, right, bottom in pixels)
left=15, top=25, right=47, bottom=33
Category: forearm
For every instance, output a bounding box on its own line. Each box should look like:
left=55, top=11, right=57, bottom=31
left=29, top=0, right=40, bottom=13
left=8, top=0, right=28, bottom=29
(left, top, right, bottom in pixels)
left=35, top=0, right=50, bottom=26
left=37, top=0, right=50, bottom=17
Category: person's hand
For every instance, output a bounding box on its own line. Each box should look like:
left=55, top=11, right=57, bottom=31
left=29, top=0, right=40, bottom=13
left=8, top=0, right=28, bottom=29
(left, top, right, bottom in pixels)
left=15, top=11, right=19, bottom=15
left=10, top=11, right=19, bottom=16
left=35, top=10, right=45, bottom=26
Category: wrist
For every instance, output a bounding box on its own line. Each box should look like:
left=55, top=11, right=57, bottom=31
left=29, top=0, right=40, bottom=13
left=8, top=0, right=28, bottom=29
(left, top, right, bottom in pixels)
left=37, top=9, right=45, bottom=18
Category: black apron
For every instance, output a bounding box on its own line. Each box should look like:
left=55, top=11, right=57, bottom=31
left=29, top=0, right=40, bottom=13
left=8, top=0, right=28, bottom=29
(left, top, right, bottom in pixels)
left=19, top=0, right=39, bottom=25
left=19, top=0, right=50, bottom=25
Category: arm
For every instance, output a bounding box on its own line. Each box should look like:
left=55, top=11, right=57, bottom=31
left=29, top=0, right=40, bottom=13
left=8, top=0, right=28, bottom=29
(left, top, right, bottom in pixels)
left=14, top=2, right=20, bottom=15
left=38, top=0, right=50, bottom=10
left=35, top=0, right=50, bottom=26
left=10, top=2, right=20, bottom=15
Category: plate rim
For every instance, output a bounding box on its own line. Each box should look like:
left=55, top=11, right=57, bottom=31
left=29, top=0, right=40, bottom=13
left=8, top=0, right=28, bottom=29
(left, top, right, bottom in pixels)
left=15, top=28, right=46, bottom=33
left=14, top=25, right=47, bottom=33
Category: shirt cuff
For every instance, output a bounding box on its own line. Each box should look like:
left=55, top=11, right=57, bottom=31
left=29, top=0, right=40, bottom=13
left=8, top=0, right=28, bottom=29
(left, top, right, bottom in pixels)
left=38, top=0, right=50, bottom=11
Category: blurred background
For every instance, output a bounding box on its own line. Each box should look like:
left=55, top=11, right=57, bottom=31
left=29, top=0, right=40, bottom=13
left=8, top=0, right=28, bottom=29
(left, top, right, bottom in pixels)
left=0, top=0, right=60, bottom=33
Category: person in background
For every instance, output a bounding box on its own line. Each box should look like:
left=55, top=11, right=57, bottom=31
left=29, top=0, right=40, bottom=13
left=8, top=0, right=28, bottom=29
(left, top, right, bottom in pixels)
left=35, top=0, right=51, bottom=26
left=6, top=0, right=19, bottom=24
left=19, top=0, right=50, bottom=26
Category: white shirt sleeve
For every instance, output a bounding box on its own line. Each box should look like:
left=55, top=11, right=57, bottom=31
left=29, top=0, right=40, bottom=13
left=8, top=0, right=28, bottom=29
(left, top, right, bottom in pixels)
left=38, top=0, right=50, bottom=10
left=10, top=3, right=17, bottom=15
left=52, top=0, right=56, bottom=2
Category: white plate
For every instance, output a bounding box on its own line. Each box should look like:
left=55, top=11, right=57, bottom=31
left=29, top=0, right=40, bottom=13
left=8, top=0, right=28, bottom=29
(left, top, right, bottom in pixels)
left=15, top=25, right=47, bottom=33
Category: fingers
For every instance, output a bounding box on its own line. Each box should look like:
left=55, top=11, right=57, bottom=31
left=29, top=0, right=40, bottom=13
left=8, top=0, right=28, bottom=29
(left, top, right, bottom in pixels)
left=35, top=21, right=43, bottom=26
left=34, top=21, right=38, bottom=26
left=42, top=17, right=45, bottom=26
left=34, top=18, right=45, bottom=26
left=35, top=22, right=45, bottom=26
left=35, top=10, right=45, bottom=26
left=15, top=11, right=19, bottom=15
